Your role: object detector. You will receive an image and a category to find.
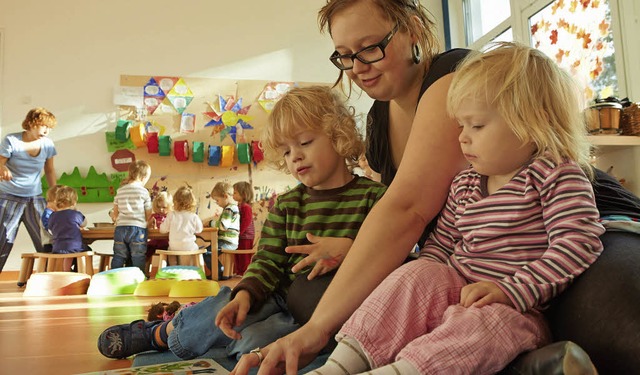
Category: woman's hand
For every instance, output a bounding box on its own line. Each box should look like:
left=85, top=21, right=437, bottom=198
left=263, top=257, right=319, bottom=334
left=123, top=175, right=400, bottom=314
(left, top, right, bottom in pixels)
left=460, top=281, right=514, bottom=308
left=215, top=290, right=251, bottom=340
left=230, top=323, right=330, bottom=375
left=285, top=234, right=353, bottom=280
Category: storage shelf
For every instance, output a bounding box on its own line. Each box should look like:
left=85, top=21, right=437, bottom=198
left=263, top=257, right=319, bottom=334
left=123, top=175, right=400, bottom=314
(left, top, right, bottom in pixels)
left=588, top=135, right=640, bottom=146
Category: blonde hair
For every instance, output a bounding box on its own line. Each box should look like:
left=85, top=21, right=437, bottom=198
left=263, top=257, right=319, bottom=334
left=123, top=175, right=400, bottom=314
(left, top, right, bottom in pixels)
left=262, top=85, right=365, bottom=173
left=127, top=160, right=151, bottom=183
left=173, top=186, right=196, bottom=212
left=318, top=0, right=440, bottom=94
left=233, top=181, right=253, bottom=204
left=152, top=191, right=173, bottom=213
left=447, top=42, right=593, bottom=178
left=55, top=186, right=78, bottom=209
left=22, top=107, right=57, bottom=130
left=46, top=184, right=62, bottom=203
left=211, top=181, right=233, bottom=198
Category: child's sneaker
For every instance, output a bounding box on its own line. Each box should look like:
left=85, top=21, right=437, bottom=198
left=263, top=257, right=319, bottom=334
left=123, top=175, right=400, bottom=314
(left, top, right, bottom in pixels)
left=97, top=319, right=161, bottom=359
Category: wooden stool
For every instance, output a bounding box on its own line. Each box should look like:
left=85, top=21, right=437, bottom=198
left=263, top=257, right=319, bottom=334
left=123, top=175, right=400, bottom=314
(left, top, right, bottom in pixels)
left=17, top=251, right=94, bottom=287
left=95, top=252, right=113, bottom=272
left=220, top=249, right=257, bottom=278
left=155, top=249, right=206, bottom=273
left=17, top=253, right=39, bottom=287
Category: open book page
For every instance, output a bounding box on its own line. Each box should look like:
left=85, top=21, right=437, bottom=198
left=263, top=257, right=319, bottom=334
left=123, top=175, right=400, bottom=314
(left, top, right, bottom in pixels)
left=76, top=358, right=230, bottom=375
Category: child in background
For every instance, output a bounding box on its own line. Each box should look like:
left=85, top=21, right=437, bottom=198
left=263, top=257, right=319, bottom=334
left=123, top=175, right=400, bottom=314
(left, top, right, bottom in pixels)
left=204, top=182, right=239, bottom=279
left=47, top=185, right=90, bottom=272
left=310, top=42, right=605, bottom=375
left=98, top=85, right=386, bottom=364
left=0, top=107, right=58, bottom=272
left=146, top=191, right=172, bottom=265
left=159, top=185, right=203, bottom=266
left=232, top=181, right=255, bottom=275
left=111, top=160, right=152, bottom=273
left=41, top=184, right=62, bottom=253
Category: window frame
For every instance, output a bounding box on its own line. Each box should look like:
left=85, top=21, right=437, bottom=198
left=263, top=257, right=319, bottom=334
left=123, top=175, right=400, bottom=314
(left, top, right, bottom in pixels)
left=444, top=0, right=632, bottom=99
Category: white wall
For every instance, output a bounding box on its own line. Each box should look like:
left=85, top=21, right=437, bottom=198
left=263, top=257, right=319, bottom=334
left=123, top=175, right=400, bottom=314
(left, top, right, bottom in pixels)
left=0, top=0, right=444, bottom=271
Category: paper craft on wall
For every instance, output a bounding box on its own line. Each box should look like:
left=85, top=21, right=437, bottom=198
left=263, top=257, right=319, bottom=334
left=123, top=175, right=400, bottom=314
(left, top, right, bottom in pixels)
left=237, top=143, right=251, bottom=164
left=111, top=149, right=136, bottom=172
left=251, top=140, right=264, bottom=165
left=166, top=78, right=194, bottom=114
left=44, top=166, right=125, bottom=203
left=159, top=135, right=172, bottom=156
left=204, top=95, right=253, bottom=143
left=208, top=145, right=221, bottom=166
left=115, top=120, right=131, bottom=142
left=143, top=78, right=166, bottom=115
left=180, top=113, right=196, bottom=133
left=220, top=145, right=235, bottom=167
left=147, top=132, right=159, bottom=153
left=258, top=82, right=296, bottom=112
left=129, top=123, right=147, bottom=147
left=174, top=140, right=189, bottom=161
left=193, top=142, right=204, bottom=163
left=106, top=132, right=136, bottom=152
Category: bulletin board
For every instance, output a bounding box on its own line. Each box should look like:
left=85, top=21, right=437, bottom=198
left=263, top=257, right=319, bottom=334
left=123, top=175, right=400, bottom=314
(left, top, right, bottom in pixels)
left=108, top=75, right=328, bottom=225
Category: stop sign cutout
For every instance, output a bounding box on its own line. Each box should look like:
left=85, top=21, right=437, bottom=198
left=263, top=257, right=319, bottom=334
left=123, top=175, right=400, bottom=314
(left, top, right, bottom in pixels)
left=111, top=149, right=136, bottom=172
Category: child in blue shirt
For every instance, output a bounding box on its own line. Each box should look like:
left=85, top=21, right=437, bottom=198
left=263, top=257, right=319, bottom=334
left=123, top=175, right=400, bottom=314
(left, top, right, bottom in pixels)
left=47, top=185, right=90, bottom=271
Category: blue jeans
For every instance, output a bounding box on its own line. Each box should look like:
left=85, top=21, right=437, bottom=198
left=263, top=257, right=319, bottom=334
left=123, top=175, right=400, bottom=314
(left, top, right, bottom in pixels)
left=168, top=286, right=299, bottom=360
left=112, top=226, right=147, bottom=272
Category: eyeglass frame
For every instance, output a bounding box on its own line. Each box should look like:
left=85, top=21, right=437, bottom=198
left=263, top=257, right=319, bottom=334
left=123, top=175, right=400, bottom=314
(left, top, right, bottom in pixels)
left=329, top=24, right=399, bottom=71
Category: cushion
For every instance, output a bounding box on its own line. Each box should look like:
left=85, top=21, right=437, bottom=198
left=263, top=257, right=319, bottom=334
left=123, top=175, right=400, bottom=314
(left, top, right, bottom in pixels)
left=87, top=267, right=146, bottom=296
left=155, top=265, right=205, bottom=280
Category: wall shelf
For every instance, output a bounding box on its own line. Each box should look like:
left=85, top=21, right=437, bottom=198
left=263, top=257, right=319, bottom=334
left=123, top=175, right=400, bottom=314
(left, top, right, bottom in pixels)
left=588, top=135, right=640, bottom=146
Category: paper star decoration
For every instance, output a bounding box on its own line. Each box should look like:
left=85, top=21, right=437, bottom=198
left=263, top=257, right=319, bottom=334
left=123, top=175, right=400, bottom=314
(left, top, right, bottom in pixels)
left=203, top=95, right=253, bottom=143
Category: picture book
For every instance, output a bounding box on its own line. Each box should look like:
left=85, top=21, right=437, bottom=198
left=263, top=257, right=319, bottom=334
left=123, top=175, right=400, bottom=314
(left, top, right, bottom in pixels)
left=76, top=358, right=230, bottom=375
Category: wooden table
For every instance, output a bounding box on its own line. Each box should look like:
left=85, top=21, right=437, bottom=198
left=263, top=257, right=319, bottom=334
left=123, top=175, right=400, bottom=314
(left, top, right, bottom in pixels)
left=82, top=227, right=219, bottom=280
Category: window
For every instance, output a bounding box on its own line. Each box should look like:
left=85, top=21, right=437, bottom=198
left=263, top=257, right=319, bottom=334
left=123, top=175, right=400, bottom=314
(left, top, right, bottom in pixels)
left=446, top=0, right=628, bottom=102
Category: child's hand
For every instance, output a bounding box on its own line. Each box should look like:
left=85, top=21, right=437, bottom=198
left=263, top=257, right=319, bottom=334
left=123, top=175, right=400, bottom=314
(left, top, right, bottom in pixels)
left=459, top=281, right=514, bottom=308
left=0, top=166, right=12, bottom=181
left=215, top=290, right=251, bottom=340
left=149, top=217, right=157, bottom=229
left=285, top=234, right=353, bottom=279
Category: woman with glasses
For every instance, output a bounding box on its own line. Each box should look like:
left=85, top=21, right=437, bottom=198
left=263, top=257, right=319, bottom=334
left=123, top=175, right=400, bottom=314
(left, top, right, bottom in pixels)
left=232, top=0, right=640, bottom=374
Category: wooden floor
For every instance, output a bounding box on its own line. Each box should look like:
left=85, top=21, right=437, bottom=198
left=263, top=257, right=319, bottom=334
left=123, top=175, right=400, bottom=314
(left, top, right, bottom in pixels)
left=0, top=271, right=239, bottom=375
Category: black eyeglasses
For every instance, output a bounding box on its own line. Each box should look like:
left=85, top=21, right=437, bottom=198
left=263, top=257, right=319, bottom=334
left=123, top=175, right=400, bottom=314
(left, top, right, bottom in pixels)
left=329, top=24, right=399, bottom=71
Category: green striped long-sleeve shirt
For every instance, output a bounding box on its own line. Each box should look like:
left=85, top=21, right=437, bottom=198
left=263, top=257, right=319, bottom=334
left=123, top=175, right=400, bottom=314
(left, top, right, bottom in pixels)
left=232, top=175, right=386, bottom=310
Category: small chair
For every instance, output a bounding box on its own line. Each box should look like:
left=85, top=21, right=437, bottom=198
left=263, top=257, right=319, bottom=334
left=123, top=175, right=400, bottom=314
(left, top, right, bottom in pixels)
left=17, top=251, right=94, bottom=287
left=220, top=249, right=257, bottom=278
left=95, top=251, right=112, bottom=273
left=154, top=249, right=206, bottom=274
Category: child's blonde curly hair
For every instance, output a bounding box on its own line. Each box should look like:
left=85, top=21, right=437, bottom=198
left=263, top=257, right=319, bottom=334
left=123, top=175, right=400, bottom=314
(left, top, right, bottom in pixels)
left=22, top=107, right=57, bottom=130
left=211, top=181, right=233, bottom=198
left=152, top=191, right=173, bottom=213
left=55, top=185, right=78, bottom=209
left=261, top=85, right=364, bottom=173
left=173, top=186, right=197, bottom=212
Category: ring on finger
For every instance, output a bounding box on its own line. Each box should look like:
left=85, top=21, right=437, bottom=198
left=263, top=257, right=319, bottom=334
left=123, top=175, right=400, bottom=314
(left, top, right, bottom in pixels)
left=250, top=347, right=263, bottom=364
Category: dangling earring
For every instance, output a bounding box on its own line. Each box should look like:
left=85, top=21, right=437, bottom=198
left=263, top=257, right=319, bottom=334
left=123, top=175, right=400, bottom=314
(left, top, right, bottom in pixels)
left=412, top=44, right=422, bottom=64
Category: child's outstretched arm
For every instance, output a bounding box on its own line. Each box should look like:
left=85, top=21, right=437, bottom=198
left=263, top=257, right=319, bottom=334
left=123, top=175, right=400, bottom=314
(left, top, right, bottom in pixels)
left=0, top=156, right=12, bottom=181
left=215, top=290, right=252, bottom=340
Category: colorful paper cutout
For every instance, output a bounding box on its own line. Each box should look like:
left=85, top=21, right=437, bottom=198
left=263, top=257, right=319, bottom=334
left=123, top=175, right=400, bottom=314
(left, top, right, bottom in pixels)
left=45, top=166, right=124, bottom=203
left=166, top=78, right=194, bottom=114
left=143, top=78, right=166, bottom=115
left=106, top=132, right=135, bottom=152
left=159, top=135, right=172, bottom=156
left=251, top=140, right=264, bottom=164
left=204, top=95, right=253, bottom=143
left=208, top=145, right=221, bottom=166
left=129, top=123, right=147, bottom=147
left=193, top=142, right=204, bottom=163
left=237, top=143, right=251, bottom=164
left=111, top=149, right=136, bottom=172
left=154, top=76, right=179, bottom=93
left=258, top=82, right=296, bottom=112
left=147, top=132, right=159, bottom=153
left=220, top=145, right=234, bottom=167
left=180, top=113, right=196, bottom=133
left=115, top=120, right=131, bottom=142
left=174, top=140, right=189, bottom=161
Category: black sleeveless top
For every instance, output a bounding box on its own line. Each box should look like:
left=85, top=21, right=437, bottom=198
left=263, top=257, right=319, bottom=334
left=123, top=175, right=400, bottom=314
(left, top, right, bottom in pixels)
left=365, top=48, right=471, bottom=245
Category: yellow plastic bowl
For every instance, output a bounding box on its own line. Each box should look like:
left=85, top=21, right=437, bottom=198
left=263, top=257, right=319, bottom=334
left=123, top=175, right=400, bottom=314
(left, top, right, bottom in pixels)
left=134, top=278, right=178, bottom=296
left=169, top=280, right=220, bottom=298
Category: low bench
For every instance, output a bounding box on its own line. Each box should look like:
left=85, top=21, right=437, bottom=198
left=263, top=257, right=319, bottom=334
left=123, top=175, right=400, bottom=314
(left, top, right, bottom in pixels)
left=17, top=251, right=94, bottom=287
left=220, top=249, right=257, bottom=277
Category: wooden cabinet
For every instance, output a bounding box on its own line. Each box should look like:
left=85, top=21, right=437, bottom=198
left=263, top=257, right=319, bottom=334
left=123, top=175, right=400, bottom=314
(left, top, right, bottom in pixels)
left=589, top=135, right=640, bottom=196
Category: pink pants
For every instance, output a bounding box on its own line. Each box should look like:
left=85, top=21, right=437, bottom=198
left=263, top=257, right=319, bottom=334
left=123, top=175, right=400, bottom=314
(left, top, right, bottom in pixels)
left=339, top=260, right=550, bottom=374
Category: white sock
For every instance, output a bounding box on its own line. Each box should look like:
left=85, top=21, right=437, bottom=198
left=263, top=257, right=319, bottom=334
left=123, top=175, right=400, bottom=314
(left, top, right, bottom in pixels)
left=308, top=336, right=371, bottom=375
left=357, top=359, right=420, bottom=375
